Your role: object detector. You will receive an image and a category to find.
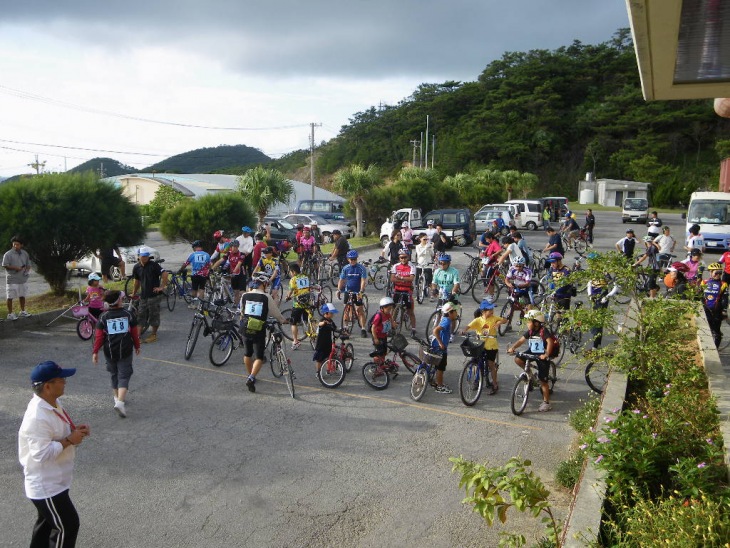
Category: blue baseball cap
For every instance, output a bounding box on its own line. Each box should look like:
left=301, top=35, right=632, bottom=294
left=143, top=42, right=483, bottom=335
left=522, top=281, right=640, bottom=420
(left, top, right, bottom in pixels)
left=31, top=360, right=76, bottom=384
left=320, top=303, right=339, bottom=314
left=479, top=299, right=495, bottom=310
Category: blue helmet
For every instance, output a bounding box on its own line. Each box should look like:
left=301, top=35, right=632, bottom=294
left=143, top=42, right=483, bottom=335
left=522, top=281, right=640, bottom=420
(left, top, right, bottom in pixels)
left=346, top=250, right=358, bottom=259
left=479, top=299, right=495, bottom=310
left=241, top=226, right=252, bottom=233
left=587, top=252, right=598, bottom=260
left=439, top=254, right=451, bottom=263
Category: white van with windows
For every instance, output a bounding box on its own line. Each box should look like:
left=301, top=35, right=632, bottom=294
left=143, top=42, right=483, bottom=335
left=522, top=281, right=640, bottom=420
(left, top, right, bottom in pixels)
left=684, top=191, right=730, bottom=251
left=506, top=199, right=542, bottom=231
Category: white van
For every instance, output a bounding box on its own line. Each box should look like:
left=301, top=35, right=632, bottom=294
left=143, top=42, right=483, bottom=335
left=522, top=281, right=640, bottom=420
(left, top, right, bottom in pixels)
left=506, top=199, right=542, bottom=231
left=622, top=198, right=649, bottom=224
left=685, top=191, right=730, bottom=251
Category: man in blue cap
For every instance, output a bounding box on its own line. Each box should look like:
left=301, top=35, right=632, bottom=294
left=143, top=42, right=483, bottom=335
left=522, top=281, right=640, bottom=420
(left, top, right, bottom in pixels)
left=131, top=246, right=168, bottom=343
left=19, top=361, right=90, bottom=547
left=236, top=226, right=255, bottom=277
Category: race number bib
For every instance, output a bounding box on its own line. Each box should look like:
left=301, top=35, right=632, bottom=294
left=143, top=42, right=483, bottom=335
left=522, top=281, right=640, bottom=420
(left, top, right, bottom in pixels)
left=528, top=336, right=545, bottom=354
left=107, top=317, right=130, bottom=335
left=244, top=301, right=264, bottom=317
left=296, top=277, right=310, bottom=289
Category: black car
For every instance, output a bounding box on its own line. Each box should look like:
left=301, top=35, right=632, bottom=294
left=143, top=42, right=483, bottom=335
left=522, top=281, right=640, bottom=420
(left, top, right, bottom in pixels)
left=262, top=217, right=298, bottom=248
left=423, top=208, right=477, bottom=246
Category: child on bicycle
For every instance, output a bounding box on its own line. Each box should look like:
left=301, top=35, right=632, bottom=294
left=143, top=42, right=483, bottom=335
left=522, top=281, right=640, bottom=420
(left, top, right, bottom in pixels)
left=431, top=301, right=460, bottom=394
left=84, top=272, right=106, bottom=320
left=313, top=303, right=338, bottom=377
left=462, top=299, right=507, bottom=395
left=370, top=297, right=394, bottom=359
left=507, top=309, right=554, bottom=412
left=285, top=263, right=311, bottom=350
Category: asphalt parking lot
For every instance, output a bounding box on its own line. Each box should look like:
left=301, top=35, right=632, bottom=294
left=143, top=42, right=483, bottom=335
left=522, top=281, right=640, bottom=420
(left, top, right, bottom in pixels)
left=0, top=211, right=693, bottom=547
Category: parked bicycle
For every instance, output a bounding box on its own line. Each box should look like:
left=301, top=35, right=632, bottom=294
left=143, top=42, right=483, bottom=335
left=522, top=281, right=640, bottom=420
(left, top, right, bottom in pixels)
left=361, top=333, right=419, bottom=390
left=425, top=291, right=461, bottom=340
left=414, top=265, right=433, bottom=305
left=184, top=299, right=230, bottom=360
left=409, top=338, right=444, bottom=401
left=163, top=268, right=192, bottom=311
left=457, top=334, right=498, bottom=406
left=340, top=291, right=369, bottom=334
left=509, top=351, right=557, bottom=415
left=360, top=257, right=389, bottom=291
left=459, top=253, right=483, bottom=294
left=470, top=265, right=506, bottom=304
left=208, top=311, right=244, bottom=367
left=267, top=319, right=295, bottom=398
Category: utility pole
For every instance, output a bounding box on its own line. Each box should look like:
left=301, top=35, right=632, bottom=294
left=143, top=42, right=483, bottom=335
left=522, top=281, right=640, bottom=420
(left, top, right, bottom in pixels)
left=309, top=122, right=321, bottom=199
left=424, top=115, right=429, bottom=169
left=98, top=162, right=106, bottom=179
left=419, top=132, right=424, bottom=168
left=28, top=154, right=45, bottom=175
left=409, top=139, right=419, bottom=167
left=431, top=135, right=435, bottom=169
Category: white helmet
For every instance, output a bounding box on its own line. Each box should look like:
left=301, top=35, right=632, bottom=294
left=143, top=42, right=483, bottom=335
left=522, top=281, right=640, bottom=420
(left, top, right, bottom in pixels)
left=379, top=297, right=394, bottom=308
left=442, top=302, right=459, bottom=314
left=525, top=309, right=545, bottom=323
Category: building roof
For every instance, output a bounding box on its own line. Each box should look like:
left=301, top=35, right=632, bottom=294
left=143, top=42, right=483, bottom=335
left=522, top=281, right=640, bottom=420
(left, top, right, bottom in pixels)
left=108, top=173, right=345, bottom=213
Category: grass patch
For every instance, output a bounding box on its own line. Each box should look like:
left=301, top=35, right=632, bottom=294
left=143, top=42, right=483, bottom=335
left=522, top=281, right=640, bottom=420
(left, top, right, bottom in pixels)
left=25, top=279, right=129, bottom=315
left=556, top=452, right=584, bottom=490
left=568, top=393, right=602, bottom=434
left=319, top=236, right=380, bottom=255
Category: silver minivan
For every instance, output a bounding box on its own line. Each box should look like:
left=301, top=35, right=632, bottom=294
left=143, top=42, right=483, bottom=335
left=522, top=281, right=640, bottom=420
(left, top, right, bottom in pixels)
left=506, top=200, right=543, bottom=231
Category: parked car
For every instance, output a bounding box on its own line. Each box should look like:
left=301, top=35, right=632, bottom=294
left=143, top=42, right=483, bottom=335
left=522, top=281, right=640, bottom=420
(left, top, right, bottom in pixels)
left=66, top=246, right=161, bottom=281
left=295, top=199, right=347, bottom=221
left=283, top=213, right=353, bottom=243
left=505, top=199, right=543, bottom=231
left=423, top=208, right=477, bottom=246
left=262, top=217, right=299, bottom=247
left=474, top=208, right=515, bottom=235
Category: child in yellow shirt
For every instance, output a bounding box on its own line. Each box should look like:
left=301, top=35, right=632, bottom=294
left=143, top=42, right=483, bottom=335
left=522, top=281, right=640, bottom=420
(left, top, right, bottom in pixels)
left=462, top=299, right=507, bottom=394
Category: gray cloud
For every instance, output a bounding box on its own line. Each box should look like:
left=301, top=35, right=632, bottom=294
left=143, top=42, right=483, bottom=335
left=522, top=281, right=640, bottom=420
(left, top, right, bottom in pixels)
left=1, top=1, right=629, bottom=80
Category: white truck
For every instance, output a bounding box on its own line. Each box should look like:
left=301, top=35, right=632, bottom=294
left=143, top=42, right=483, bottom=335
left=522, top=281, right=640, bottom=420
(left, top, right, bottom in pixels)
left=379, top=208, right=423, bottom=246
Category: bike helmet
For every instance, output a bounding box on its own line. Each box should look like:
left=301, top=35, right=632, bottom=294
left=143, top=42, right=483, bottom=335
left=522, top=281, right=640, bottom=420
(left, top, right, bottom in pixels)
left=525, top=309, right=545, bottom=323
left=213, top=230, right=224, bottom=239
left=379, top=297, right=394, bottom=308
left=88, top=272, right=101, bottom=281
left=346, top=249, right=358, bottom=259
left=708, top=262, right=723, bottom=271
left=263, top=246, right=274, bottom=254
left=191, top=239, right=203, bottom=248
left=548, top=252, right=563, bottom=262
left=690, top=248, right=702, bottom=256
left=439, top=254, right=451, bottom=263
left=669, top=261, right=690, bottom=273
left=398, top=248, right=410, bottom=257
left=442, top=301, right=459, bottom=314
left=311, top=220, right=318, bottom=226
left=241, top=226, right=252, bottom=233
left=500, top=235, right=514, bottom=245
left=586, top=252, right=599, bottom=260
left=303, top=225, right=311, bottom=231
left=479, top=299, right=495, bottom=310
left=229, top=239, right=240, bottom=246
left=513, top=256, right=526, bottom=266
left=254, top=273, right=270, bottom=284
left=320, top=303, right=339, bottom=314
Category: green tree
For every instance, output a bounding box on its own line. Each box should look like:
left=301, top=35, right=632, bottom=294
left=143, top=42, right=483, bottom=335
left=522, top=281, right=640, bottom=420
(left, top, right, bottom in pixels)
left=159, top=193, right=255, bottom=251
left=236, top=167, right=294, bottom=225
left=0, top=172, right=144, bottom=295
left=332, top=164, right=382, bottom=237
left=147, top=185, right=189, bottom=223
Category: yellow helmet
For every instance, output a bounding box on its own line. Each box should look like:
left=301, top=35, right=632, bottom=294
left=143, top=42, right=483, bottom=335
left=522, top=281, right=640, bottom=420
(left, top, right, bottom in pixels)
left=708, top=262, right=723, bottom=272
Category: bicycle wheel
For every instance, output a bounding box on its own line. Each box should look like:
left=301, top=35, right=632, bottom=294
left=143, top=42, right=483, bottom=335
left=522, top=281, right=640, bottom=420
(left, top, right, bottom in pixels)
left=415, top=274, right=425, bottom=304
left=510, top=374, right=530, bottom=415
left=341, top=304, right=355, bottom=333
left=209, top=331, right=235, bottom=366
left=410, top=368, right=428, bottom=401
left=460, top=269, right=473, bottom=294
left=373, top=267, right=388, bottom=290
left=531, top=282, right=546, bottom=305
left=184, top=316, right=203, bottom=360
left=400, top=351, right=419, bottom=374
left=585, top=361, right=609, bottom=394
left=498, top=303, right=513, bottom=336
left=471, top=278, right=501, bottom=304
left=330, top=263, right=341, bottom=287
left=553, top=334, right=567, bottom=366
left=270, top=344, right=284, bottom=377
left=124, top=276, right=135, bottom=296
left=568, top=329, right=583, bottom=354
left=76, top=318, right=94, bottom=341
left=426, top=311, right=441, bottom=339
left=547, top=361, right=557, bottom=393
left=343, top=343, right=355, bottom=372
left=318, top=359, right=345, bottom=388
left=281, top=353, right=296, bottom=398
left=181, top=278, right=193, bottom=304
left=166, top=285, right=177, bottom=312
left=362, top=362, right=390, bottom=390
left=574, top=239, right=588, bottom=255
left=459, top=360, right=484, bottom=406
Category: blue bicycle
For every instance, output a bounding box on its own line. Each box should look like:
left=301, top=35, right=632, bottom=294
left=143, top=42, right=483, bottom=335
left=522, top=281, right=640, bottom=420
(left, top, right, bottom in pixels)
left=457, top=334, right=499, bottom=406
left=410, top=339, right=444, bottom=401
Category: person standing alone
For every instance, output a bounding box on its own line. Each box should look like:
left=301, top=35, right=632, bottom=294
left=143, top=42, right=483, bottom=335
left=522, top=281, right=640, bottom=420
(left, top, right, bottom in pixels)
left=18, top=360, right=91, bottom=547
left=3, top=235, right=32, bottom=320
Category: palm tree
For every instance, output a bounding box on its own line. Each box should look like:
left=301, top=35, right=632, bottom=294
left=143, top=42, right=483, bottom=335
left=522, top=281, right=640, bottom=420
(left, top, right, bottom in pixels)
left=236, top=167, right=294, bottom=225
left=333, top=164, right=381, bottom=238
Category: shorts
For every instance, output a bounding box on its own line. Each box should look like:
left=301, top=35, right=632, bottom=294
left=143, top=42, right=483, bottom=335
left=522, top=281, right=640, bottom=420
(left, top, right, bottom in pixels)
left=343, top=291, right=364, bottom=307
left=6, top=283, right=28, bottom=299
left=312, top=349, right=330, bottom=363
left=436, top=353, right=448, bottom=372
left=230, top=273, right=247, bottom=291
left=536, top=359, right=551, bottom=382
left=392, top=290, right=413, bottom=309
left=271, top=278, right=282, bottom=290
left=191, top=275, right=208, bottom=291
left=138, top=295, right=162, bottom=328
left=101, top=257, right=122, bottom=275
left=646, top=273, right=659, bottom=291
left=105, top=353, right=134, bottom=389
left=371, top=339, right=388, bottom=358
left=291, top=307, right=309, bottom=324
left=482, top=349, right=498, bottom=362
left=243, top=332, right=267, bottom=360
left=89, top=307, right=103, bottom=320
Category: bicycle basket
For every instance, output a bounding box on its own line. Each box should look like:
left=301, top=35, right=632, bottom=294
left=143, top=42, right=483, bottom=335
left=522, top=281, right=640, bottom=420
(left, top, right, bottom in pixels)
left=212, top=317, right=236, bottom=331
left=389, top=333, right=408, bottom=352
left=71, top=304, right=89, bottom=318
left=419, top=345, right=443, bottom=366
left=460, top=337, right=484, bottom=358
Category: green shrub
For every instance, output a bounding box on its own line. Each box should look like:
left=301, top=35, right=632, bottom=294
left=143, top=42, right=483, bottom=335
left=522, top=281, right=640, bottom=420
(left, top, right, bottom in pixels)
left=568, top=394, right=601, bottom=435
left=555, top=452, right=584, bottom=490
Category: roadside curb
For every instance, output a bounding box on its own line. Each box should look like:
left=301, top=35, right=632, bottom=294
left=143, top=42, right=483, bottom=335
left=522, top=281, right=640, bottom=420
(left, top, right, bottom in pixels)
left=0, top=309, right=74, bottom=337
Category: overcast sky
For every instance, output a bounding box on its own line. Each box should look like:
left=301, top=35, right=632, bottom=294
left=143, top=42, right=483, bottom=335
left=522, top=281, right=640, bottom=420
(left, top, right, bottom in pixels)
left=0, top=1, right=629, bottom=178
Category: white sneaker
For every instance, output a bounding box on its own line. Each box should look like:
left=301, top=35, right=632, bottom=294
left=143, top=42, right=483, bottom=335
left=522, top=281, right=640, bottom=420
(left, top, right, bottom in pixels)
left=6, top=313, right=17, bottom=321
left=114, top=400, right=127, bottom=418
left=19, top=310, right=31, bottom=318
left=538, top=401, right=552, bottom=412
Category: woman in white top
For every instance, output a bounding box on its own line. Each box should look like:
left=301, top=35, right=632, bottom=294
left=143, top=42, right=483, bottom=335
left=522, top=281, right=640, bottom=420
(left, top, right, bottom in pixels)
left=414, top=233, right=435, bottom=299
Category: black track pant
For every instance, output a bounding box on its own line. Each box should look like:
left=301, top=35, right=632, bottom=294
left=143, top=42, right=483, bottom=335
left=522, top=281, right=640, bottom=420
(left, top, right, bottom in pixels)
left=30, top=489, right=79, bottom=548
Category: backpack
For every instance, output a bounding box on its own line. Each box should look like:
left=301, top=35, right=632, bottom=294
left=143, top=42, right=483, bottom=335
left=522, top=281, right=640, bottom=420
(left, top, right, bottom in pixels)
left=540, top=327, right=561, bottom=359
left=366, top=311, right=381, bottom=334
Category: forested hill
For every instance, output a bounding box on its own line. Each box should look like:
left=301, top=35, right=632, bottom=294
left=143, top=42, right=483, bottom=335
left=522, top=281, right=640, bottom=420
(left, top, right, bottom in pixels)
left=70, top=158, right=135, bottom=177
left=316, top=29, right=730, bottom=205
left=144, top=144, right=270, bottom=173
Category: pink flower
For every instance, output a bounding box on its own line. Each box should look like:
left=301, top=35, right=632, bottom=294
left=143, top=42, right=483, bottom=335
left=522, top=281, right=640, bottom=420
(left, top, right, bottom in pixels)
left=652, top=433, right=658, bottom=439
left=597, top=436, right=610, bottom=443
left=706, top=438, right=714, bottom=445
left=579, top=444, right=587, bottom=450
left=698, top=462, right=707, bottom=469
left=632, top=409, right=641, bottom=414
left=595, top=455, right=604, bottom=464
left=610, top=429, right=618, bottom=434
left=604, top=416, right=615, bottom=423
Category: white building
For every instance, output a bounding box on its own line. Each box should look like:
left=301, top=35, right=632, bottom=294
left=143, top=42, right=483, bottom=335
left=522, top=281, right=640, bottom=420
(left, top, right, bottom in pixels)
left=108, top=173, right=345, bottom=214
left=578, top=178, right=651, bottom=207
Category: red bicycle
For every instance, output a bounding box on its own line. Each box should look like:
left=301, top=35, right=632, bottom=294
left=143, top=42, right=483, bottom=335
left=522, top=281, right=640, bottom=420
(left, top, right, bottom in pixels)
left=318, top=330, right=355, bottom=389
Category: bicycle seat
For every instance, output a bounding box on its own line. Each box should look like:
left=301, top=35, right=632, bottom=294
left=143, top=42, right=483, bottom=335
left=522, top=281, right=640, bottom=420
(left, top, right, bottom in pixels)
left=338, top=332, right=350, bottom=341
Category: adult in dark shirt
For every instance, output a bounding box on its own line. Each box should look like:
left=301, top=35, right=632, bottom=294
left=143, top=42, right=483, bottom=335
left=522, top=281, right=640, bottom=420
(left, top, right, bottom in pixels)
left=543, top=227, right=565, bottom=257
left=98, top=246, right=126, bottom=284
left=329, top=230, right=350, bottom=268
left=381, top=230, right=403, bottom=266
left=131, top=246, right=168, bottom=343
left=433, top=224, right=450, bottom=255
left=584, top=209, right=596, bottom=244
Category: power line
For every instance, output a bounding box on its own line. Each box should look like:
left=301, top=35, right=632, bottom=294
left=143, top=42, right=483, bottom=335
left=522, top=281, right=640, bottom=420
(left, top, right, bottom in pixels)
left=0, top=138, right=167, bottom=157
left=0, top=84, right=312, bottom=131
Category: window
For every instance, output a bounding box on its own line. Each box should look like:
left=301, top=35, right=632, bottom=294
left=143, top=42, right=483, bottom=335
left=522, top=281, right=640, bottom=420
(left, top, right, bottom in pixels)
left=527, top=203, right=540, bottom=213
left=299, top=202, right=312, bottom=212
left=458, top=212, right=467, bottom=223
left=443, top=214, right=458, bottom=224
left=312, top=202, right=327, bottom=213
